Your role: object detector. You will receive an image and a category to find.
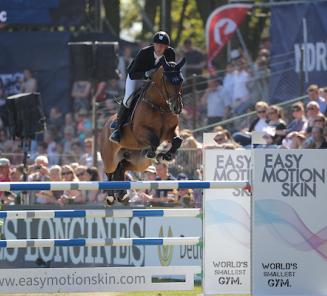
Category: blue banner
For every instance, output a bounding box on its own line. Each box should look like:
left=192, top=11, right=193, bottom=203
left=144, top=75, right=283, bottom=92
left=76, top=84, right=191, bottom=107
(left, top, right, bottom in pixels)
left=269, top=2, right=327, bottom=102
left=0, top=0, right=85, bottom=25
left=0, top=32, right=70, bottom=115
left=3, top=9, right=52, bottom=24
left=0, top=0, right=58, bottom=9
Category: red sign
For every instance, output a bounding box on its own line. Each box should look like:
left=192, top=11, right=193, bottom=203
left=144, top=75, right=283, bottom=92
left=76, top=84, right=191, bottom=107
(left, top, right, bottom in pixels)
left=206, top=4, right=252, bottom=72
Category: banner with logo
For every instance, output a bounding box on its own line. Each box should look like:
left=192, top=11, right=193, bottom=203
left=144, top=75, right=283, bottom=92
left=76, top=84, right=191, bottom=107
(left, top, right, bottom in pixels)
left=0, top=217, right=146, bottom=268
left=145, top=217, right=202, bottom=267
left=203, top=146, right=251, bottom=294
left=253, top=149, right=327, bottom=295
left=269, top=2, right=327, bottom=102
left=205, top=4, right=251, bottom=73
left=0, top=212, right=201, bottom=269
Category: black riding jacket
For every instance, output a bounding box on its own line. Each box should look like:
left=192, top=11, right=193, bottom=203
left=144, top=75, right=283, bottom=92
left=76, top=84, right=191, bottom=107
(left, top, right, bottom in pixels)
left=127, top=45, right=175, bottom=80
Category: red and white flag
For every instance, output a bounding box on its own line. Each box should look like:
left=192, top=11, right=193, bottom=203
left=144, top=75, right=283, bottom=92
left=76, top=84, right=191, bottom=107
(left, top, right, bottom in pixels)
left=206, top=4, right=252, bottom=73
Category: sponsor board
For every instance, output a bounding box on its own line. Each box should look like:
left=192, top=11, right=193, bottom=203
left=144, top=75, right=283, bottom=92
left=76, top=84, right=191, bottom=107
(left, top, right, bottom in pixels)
left=253, top=149, right=327, bottom=295
left=0, top=214, right=201, bottom=269
left=0, top=217, right=145, bottom=267
left=203, top=145, right=251, bottom=294
left=0, top=266, right=200, bottom=293
left=145, top=217, right=202, bottom=267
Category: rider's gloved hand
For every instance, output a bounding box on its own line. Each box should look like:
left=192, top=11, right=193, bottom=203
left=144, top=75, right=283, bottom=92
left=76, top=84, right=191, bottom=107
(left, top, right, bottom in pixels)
left=145, top=69, right=156, bottom=80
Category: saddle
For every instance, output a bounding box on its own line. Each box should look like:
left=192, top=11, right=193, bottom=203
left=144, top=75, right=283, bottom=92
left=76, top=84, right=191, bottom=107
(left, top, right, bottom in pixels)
left=127, top=82, right=151, bottom=124
left=110, top=82, right=150, bottom=130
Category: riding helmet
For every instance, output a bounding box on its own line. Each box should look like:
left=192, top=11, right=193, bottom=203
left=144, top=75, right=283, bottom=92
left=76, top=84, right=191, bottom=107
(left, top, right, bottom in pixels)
left=153, top=31, right=170, bottom=46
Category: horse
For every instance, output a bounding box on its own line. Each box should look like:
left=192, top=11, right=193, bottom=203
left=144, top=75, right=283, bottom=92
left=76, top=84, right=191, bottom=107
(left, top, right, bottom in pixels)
left=99, top=56, right=185, bottom=205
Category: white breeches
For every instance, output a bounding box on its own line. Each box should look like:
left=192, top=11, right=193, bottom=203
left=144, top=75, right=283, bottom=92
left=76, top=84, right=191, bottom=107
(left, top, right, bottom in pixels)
left=123, top=74, right=136, bottom=107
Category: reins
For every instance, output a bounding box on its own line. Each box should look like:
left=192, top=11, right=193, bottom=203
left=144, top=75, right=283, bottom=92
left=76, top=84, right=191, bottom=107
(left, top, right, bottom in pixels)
left=141, top=71, right=182, bottom=114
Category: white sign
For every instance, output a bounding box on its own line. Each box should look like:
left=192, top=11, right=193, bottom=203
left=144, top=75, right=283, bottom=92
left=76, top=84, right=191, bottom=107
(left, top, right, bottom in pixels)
left=253, top=149, right=327, bottom=295
left=203, top=147, right=251, bottom=294
left=0, top=266, right=200, bottom=294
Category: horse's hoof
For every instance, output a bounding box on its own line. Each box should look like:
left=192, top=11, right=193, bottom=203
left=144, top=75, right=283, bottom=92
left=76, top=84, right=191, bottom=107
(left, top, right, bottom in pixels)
left=105, top=195, right=115, bottom=206
left=156, top=152, right=167, bottom=164
left=117, top=194, right=130, bottom=205
left=163, top=153, right=173, bottom=161
left=146, top=150, right=156, bottom=159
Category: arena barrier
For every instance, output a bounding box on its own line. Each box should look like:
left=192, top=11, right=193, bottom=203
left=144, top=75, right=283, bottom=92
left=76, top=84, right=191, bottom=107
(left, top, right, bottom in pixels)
left=0, top=208, right=201, bottom=219
left=0, top=237, right=201, bottom=248
left=0, top=180, right=248, bottom=294
left=0, top=180, right=248, bottom=191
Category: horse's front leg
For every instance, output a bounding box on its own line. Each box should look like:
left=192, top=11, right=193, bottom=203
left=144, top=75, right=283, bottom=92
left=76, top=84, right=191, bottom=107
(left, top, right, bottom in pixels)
left=105, top=173, right=115, bottom=206
left=112, top=160, right=129, bottom=205
left=157, top=136, right=183, bottom=162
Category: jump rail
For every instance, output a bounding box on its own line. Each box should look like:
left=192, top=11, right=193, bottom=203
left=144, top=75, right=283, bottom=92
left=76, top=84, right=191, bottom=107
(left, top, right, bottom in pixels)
left=0, top=237, right=201, bottom=248
left=0, top=208, right=201, bottom=220
left=0, top=180, right=248, bottom=191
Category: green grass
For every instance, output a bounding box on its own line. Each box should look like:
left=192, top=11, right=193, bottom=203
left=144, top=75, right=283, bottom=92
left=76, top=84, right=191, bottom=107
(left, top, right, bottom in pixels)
left=117, top=286, right=203, bottom=295
left=11, top=287, right=248, bottom=296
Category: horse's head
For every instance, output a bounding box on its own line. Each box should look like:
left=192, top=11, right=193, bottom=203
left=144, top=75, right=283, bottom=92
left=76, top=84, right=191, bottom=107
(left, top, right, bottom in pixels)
left=153, top=56, right=185, bottom=115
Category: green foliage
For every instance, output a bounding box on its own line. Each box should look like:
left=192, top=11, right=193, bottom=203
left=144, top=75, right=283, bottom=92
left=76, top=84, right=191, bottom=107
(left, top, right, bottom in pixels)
left=120, top=1, right=142, bottom=34
left=120, top=0, right=207, bottom=49
left=171, top=0, right=205, bottom=49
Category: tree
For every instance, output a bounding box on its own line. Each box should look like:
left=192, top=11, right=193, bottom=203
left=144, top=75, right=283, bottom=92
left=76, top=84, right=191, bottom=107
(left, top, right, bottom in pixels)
left=120, top=0, right=270, bottom=62
left=103, top=0, right=121, bottom=37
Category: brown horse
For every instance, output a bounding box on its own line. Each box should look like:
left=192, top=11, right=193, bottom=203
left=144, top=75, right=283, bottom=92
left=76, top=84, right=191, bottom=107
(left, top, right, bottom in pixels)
left=100, top=57, right=185, bottom=205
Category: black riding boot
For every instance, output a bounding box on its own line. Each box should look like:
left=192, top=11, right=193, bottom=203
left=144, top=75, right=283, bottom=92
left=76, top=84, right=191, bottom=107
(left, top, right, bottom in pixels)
left=110, top=104, right=130, bottom=143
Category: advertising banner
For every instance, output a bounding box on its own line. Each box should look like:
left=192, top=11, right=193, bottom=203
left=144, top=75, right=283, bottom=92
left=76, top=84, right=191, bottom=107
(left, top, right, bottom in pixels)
left=0, top=0, right=86, bottom=25
left=0, top=213, right=201, bottom=269
left=205, top=4, right=251, bottom=73
left=203, top=147, right=251, bottom=294
left=145, top=217, right=202, bottom=267
left=0, top=217, right=146, bottom=268
left=269, top=2, right=327, bottom=102
left=0, top=211, right=201, bottom=293
left=253, top=149, right=327, bottom=295
left=0, top=32, right=70, bottom=114
left=0, top=266, right=200, bottom=293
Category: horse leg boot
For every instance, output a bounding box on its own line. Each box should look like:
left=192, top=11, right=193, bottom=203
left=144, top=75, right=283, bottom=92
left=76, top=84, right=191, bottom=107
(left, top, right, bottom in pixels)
left=105, top=173, right=115, bottom=206
left=110, top=104, right=130, bottom=143
left=163, top=136, right=183, bottom=161
left=113, top=160, right=129, bottom=205
left=145, top=132, right=160, bottom=159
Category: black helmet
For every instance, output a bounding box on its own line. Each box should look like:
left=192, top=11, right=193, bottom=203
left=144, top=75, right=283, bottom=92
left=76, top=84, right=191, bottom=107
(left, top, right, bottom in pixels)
left=153, top=31, right=170, bottom=45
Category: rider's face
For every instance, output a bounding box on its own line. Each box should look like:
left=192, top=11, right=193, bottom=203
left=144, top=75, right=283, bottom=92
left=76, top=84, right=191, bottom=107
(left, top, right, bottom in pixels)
left=154, top=43, right=168, bottom=56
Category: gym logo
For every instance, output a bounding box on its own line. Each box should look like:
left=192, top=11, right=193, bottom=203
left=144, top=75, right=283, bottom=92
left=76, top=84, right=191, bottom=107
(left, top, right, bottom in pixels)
left=158, top=226, right=174, bottom=266
left=159, top=34, right=164, bottom=40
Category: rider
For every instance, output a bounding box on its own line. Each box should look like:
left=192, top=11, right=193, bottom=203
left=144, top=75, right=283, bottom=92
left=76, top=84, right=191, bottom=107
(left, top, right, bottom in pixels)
left=110, top=31, right=176, bottom=143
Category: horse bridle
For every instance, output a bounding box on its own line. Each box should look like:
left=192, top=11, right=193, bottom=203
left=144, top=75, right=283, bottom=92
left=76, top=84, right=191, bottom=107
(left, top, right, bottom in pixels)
left=150, top=71, right=183, bottom=114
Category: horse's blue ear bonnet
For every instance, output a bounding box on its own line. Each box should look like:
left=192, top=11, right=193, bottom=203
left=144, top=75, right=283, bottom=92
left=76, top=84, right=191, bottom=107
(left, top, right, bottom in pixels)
left=164, top=63, right=184, bottom=85
left=164, top=62, right=184, bottom=85
left=161, top=57, right=185, bottom=86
